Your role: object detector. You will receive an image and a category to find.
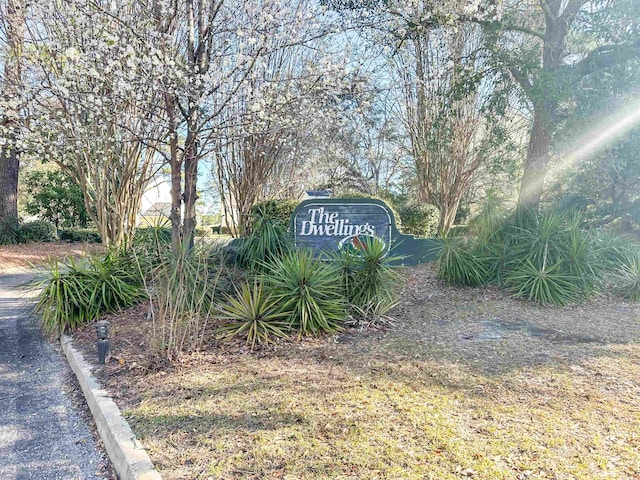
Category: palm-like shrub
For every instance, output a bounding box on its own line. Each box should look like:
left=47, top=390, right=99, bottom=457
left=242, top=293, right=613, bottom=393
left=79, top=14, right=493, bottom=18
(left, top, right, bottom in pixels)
left=216, top=281, right=290, bottom=349
left=263, top=250, right=346, bottom=336
left=437, top=235, right=490, bottom=286
left=505, top=259, right=580, bottom=306
left=339, top=235, right=400, bottom=305
left=615, top=253, right=640, bottom=301
left=437, top=204, right=640, bottom=305
left=236, top=213, right=292, bottom=272
left=0, top=217, right=22, bottom=245
left=32, top=253, right=144, bottom=337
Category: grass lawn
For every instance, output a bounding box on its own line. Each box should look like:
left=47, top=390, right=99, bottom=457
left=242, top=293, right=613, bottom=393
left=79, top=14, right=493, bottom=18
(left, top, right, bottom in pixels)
left=76, top=266, right=640, bottom=480
left=119, top=345, right=639, bottom=480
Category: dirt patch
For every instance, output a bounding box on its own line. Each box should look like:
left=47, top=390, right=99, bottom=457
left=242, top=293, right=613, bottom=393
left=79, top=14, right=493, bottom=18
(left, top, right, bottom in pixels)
left=381, top=264, right=640, bottom=374
left=70, top=263, right=640, bottom=479
left=0, top=242, right=103, bottom=273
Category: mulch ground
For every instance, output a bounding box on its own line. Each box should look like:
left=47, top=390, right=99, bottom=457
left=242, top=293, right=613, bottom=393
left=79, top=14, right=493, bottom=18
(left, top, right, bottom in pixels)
left=0, top=242, right=103, bottom=273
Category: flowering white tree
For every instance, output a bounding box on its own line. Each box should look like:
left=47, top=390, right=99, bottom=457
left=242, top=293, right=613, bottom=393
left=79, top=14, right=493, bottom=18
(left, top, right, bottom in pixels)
left=147, top=0, right=344, bottom=249
left=24, top=0, right=167, bottom=246
left=212, top=19, right=349, bottom=234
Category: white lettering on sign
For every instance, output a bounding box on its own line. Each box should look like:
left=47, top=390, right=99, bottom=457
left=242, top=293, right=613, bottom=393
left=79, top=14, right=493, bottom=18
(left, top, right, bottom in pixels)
left=299, top=207, right=375, bottom=237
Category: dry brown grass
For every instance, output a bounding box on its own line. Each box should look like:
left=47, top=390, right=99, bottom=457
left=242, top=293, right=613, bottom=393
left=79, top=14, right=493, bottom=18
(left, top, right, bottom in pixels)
left=105, top=342, right=640, bottom=480
left=11, top=240, right=639, bottom=478
left=0, top=242, right=103, bottom=273
left=71, top=263, right=640, bottom=480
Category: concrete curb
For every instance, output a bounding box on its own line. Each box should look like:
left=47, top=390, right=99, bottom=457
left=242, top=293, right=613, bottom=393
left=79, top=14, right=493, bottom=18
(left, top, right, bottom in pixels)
left=61, top=335, right=162, bottom=480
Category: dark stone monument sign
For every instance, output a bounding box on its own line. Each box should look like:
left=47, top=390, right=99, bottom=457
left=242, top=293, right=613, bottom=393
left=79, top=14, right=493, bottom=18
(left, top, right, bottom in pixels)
left=291, top=198, right=441, bottom=265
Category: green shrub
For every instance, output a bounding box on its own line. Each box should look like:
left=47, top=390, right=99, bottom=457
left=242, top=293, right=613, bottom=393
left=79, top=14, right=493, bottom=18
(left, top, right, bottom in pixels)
left=505, top=259, right=580, bottom=306
left=614, top=252, right=640, bottom=302
left=216, top=281, right=290, bottom=350
left=250, top=199, right=299, bottom=228
left=21, top=220, right=57, bottom=242
left=262, top=250, right=346, bottom=336
left=398, top=203, right=440, bottom=237
left=0, top=217, right=22, bottom=245
left=334, top=235, right=401, bottom=308
left=437, top=235, right=490, bottom=286
left=332, top=235, right=401, bottom=327
left=236, top=214, right=292, bottom=272
left=59, top=227, right=102, bottom=243
left=436, top=205, right=635, bottom=305
left=32, top=253, right=144, bottom=337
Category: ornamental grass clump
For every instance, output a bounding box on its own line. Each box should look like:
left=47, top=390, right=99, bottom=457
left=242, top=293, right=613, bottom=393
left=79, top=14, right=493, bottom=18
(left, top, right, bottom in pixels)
left=146, top=241, right=224, bottom=359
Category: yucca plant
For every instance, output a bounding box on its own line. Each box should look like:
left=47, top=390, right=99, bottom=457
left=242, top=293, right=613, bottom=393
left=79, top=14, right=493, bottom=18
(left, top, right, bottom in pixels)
left=505, top=259, right=580, bottom=306
left=216, top=281, right=291, bottom=349
left=130, top=221, right=172, bottom=271
left=32, top=257, right=97, bottom=336
left=262, top=250, right=346, bottom=336
left=32, top=253, right=144, bottom=337
left=614, top=252, right=640, bottom=302
left=0, top=216, right=22, bottom=245
left=437, top=235, right=490, bottom=286
left=338, top=235, right=401, bottom=308
left=347, top=298, right=398, bottom=329
left=236, top=212, right=292, bottom=272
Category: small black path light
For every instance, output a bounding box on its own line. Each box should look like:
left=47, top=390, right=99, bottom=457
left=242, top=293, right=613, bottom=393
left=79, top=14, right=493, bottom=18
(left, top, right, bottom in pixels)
left=96, top=320, right=110, bottom=364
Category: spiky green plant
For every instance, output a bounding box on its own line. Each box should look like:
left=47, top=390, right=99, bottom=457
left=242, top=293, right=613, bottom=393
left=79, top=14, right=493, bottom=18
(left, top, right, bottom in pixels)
left=437, top=235, right=490, bottom=286
left=236, top=212, right=292, bottom=272
left=263, top=250, right=345, bottom=336
left=0, top=217, right=22, bottom=245
left=505, top=259, right=580, bottom=306
left=614, top=253, right=640, bottom=302
left=216, top=281, right=291, bottom=349
left=32, top=253, right=144, bottom=337
left=339, top=235, right=401, bottom=308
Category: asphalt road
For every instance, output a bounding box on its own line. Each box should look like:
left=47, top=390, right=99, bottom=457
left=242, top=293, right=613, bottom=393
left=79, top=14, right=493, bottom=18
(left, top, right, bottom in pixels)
left=0, top=273, right=111, bottom=479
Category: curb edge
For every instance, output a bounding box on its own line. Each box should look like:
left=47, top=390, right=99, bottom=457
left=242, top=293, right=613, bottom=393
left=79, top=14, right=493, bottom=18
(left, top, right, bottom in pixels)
left=61, top=334, right=162, bottom=480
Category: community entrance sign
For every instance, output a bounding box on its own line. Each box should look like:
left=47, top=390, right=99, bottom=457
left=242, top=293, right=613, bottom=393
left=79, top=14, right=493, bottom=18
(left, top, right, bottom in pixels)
left=291, top=198, right=441, bottom=266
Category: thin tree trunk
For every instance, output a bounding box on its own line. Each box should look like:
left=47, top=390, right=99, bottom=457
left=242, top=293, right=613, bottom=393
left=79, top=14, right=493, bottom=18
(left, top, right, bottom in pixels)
left=182, top=117, right=199, bottom=250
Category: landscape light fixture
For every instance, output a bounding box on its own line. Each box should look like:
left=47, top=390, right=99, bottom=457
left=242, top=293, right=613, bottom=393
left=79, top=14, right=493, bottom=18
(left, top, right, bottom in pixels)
left=96, top=320, right=110, bottom=364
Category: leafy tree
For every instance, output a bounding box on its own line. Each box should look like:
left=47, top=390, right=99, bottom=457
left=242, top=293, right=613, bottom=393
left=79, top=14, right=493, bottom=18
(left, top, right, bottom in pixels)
left=23, top=170, right=89, bottom=229
left=482, top=0, right=640, bottom=205
left=554, top=60, right=640, bottom=230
